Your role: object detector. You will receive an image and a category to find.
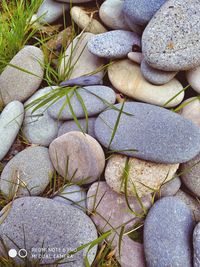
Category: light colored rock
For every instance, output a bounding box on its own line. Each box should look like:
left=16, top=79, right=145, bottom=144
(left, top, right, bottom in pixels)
left=186, top=66, right=200, bottom=93
left=105, top=154, right=179, bottom=197
left=71, top=6, right=107, bottom=34
left=0, top=46, right=44, bottom=105
left=59, top=32, right=105, bottom=80
left=49, top=131, right=105, bottom=184
left=22, top=87, right=60, bottom=146
left=180, top=97, right=200, bottom=127
left=128, top=52, right=143, bottom=64
left=108, top=59, right=184, bottom=107
left=193, top=223, right=200, bottom=267
left=0, top=101, right=24, bottom=161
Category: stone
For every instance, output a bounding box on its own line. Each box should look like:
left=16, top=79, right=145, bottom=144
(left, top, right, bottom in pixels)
left=0, top=101, right=24, bottom=161
left=127, top=52, right=143, bottom=64
left=186, top=66, right=200, bottom=93
left=0, top=46, right=44, bottom=105
left=94, top=102, right=200, bottom=164
left=176, top=190, right=200, bottom=221
left=157, top=176, right=181, bottom=198
left=47, top=85, right=116, bottom=120
left=58, top=118, right=96, bottom=138
left=193, top=223, right=200, bottom=267
left=108, top=60, right=184, bottom=107
left=99, top=0, right=130, bottom=30
left=49, top=131, right=105, bottom=184
left=22, top=87, right=60, bottom=146
left=88, top=30, right=141, bottom=59
left=60, top=74, right=102, bottom=87
left=141, top=59, right=177, bottom=85
left=123, top=0, right=166, bottom=26
left=142, top=0, right=200, bottom=71
left=0, top=146, right=54, bottom=198
left=0, top=197, right=97, bottom=266
left=37, top=0, right=69, bottom=24
left=180, top=152, right=200, bottom=198
left=53, top=184, right=86, bottom=210
left=180, top=97, right=200, bottom=127
left=105, top=154, right=179, bottom=197
left=144, top=197, right=194, bottom=267
left=59, top=32, right=105, bottom=80
left=57, top=0, right=93, bottom=3
left=71, top=6, right=107, bottom=34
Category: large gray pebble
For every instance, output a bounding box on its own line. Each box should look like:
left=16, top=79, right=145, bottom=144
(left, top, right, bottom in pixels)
left=88, top=30, right=140, bottom=59
left=0, top=101, right=24, bottom=161
left=48, top=85, right=116, bottom=120
left=144, top=197, right=194, bottom=267
left=0, top=46, right=44, bottom=104
left=95, top=102, right=200, bottom=164
left=142, top=0, right=200, bottom=71
left=23, top=87, right=60, bottom=146
left=193, top=223, right=200, bottom=267
left=0, top=146, right=54, bottom=197
left=0, top=197, right=97, bottom=266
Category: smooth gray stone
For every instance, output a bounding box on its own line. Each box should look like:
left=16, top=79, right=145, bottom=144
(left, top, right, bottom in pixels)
left=142, top=0, right=200, bottom=71
left=144, top=197, right=194, bottom=267
left=0, top=146, right=54, bottom=198
left=23, top=87, right=60, bottom=146
left=87, top=30, right=141, bottom=59
left=94, top=102, right=200, bottom=164
left=56, top=0, right=93, bottom=3
left=158, top=176, right=181, bottom=198
left=0, top=197, right=97, bottom=266
left=141, top=59, right=177, bottom=85
left=48, top=85, right=116, bottom=120
left=60, top=75, right=102, bottom=87
left=58, top=118, right=96, bottom=138
left=0, top=101, right=24, bottom=161
left=123, top=0, right=166, bottom=26
left=193, top=223, right=200, bottom=267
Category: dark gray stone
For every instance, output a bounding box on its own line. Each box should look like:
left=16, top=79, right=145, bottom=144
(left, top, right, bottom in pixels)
left=144, top=197, right=194, bottom=267
left=94, top=102, right=200, bottom=164
left=60, top=75, right=102, bottom=87
left=48, top=85, right=116, bottom=120
left=193, top=223, right=200, bottom=267
left=0, top=197, right=97, bottom=266
left=87, top=30, right=141, bottom=59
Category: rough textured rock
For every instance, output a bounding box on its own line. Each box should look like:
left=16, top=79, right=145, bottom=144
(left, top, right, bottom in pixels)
left=180, top=97, right=200, bottom=127
left=0, top=46, right=44, bottom=104
left=95, top=102, right=200, bottom=164
left=144, top=197, right=194, bottom=267
left=193, top=223, right=200, bottom=267
left=49, top=131, right=105, bottom=184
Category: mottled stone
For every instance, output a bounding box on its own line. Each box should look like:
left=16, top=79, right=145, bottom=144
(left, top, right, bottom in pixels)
left=186, top=66, right=200, bottom=94
left=0, top=146, right=54, bottom=198
left=105, top=154, right=179, bottom=197
left=180, top=97, right=200, bottom=127
left=108, top=60, right=184, bottom=107
left=142, top=0, right=200, bottom=71
left=0, top=101, right=24, bottom=161
left=22, top=87, right=60, bottom=146
left=0, top=46, right=44, bottom=104
left=193, top=223, right=200, bottom=267
left=157, top=176, right=181, bottom=198
left=141, top=59, right=177, bottom=85
left=95, top=102, right=200, bottom=164
left=0, top=197, right=97, bottom=266
left=127, top=52, right=143, bottom=64
left=144, top=197, right=194, bottom=267
left=88, top=30, right=141, bottom=59
left=60, top=75, right=102, bottom=87
left=58, top=118, right=96, bottom=138
left=48, top=85, right=116, bottom=120
left=49, top=131, right=105, bottom=184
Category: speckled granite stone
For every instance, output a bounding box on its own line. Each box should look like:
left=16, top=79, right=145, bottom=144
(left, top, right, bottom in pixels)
left=193, top=223, right=200, bottom=267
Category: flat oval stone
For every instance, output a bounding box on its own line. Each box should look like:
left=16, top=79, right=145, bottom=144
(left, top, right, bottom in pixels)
left=193, top=223, right=200, bottom=266
left=71, top=6, right=107, bottom=34
left=144, top=197, right=194, bottom=267
left=186, top=66, right=200, bottom=94
left=158, top=176, right=181, bottom=198
left=142, top=0, right=200, bottom=71
left=23, top=87, right=60, bottom=146
left=0, top=101, right=24, bottom=161
left=94, top=102, right=200, bottom=164
left=0, top=197, right=97, bottom=266
left=47, top=85, right=116, bottom=120
left=88, top=30, right=141, bottom=59
left=58, top=118, right=96, bottom=138
left=105, top=154, right=179, bottom=197
left=0, top=146, right=54, bottom=198
left=108, top=59, right=184, bottom=107
left=0, top=46, right=44, bottom=105
left=180, top=97, right=200, bottom=127
left=59, top=32, right=105, bottom=80
left=123, top=0, right=166, bottom=26
left=141, top=59, right=177, bottom=85
left=49, top=131, right=105, bottom=184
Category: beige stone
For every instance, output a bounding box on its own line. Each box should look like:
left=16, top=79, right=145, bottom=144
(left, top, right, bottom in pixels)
left=180, top=97, right=200, bottom=127
left=128, top=52, right=143, bottom=64
left=108, top=59, right=184, bottom=107
left=186, top=66, right=200, bottom=94
left=105, top=154, right=179, bottom=197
